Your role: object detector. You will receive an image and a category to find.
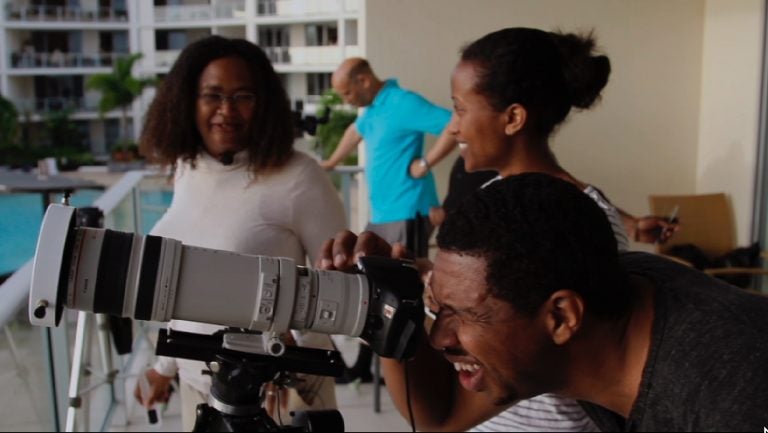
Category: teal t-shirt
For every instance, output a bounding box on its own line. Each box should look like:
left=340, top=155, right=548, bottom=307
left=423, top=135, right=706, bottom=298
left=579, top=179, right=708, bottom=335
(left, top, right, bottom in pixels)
left=355, top=80, right=450, bottom=224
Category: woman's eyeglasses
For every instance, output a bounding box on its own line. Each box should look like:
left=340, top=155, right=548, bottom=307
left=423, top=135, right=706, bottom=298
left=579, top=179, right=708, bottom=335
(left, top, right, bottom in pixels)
left=198, top=92, right=257, bottom=109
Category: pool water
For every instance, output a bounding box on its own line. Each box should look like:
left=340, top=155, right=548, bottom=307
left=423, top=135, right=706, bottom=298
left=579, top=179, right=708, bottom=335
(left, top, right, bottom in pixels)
left=0, top=189, right=172, bottom=276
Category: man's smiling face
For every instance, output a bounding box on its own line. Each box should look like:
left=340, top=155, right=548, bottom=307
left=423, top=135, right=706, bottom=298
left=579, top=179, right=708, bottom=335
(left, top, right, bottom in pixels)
left=428, top=249, right=565, bottom=405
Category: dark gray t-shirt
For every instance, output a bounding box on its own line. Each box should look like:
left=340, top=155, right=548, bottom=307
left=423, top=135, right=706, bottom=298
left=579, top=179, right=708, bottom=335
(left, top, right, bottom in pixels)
left=580, top=252, right=768, bottom=432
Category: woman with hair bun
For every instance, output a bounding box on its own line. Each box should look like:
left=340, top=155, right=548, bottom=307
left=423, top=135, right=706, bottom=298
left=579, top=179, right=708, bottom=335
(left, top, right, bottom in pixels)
left=382, top=27, right=676, bottom=431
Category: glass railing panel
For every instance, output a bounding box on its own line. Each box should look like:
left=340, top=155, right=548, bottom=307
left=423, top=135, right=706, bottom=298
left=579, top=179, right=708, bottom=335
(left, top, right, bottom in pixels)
left=0, top=310, right=55, bottom=431
left=5, top=5, right=128, bottom=22
left=155, top=1, right=244, bottom=22
left=0, top=166, right=366, bottom=431
left=0, top=185, right=102, bottom=431
left=9, top=51, right=127, bottom=69
left=272, top=0, right=345, bottom=16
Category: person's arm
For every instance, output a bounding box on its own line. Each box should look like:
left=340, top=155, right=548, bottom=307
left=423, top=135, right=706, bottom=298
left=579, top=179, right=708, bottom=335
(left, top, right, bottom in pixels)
left=381, top=338, right=508, bottom=431
left=618, top=208, right=680, bottom=244
left=409, top=126, right=458, bottom=178
left=320, top=123, right=362, bottom=170
left=134, top=356, right=177, bottom=408
left=315, top=230, right=509, bottom=431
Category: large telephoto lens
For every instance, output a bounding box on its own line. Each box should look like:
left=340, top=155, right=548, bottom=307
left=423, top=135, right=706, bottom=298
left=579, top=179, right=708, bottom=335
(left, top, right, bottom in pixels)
left=30, top=205, right=371, bottom=337
left=30, top=204, right=424, bottom=360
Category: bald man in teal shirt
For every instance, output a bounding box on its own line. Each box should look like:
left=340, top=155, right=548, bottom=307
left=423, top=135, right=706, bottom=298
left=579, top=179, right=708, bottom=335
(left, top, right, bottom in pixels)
left=322, top=58, right=457, bottom=252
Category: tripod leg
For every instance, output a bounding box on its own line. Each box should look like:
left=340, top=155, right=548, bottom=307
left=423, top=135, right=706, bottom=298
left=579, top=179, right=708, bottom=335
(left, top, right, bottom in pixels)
left=373, top=354, right=381, bottom=413
left=65, top=311, right=90, bottom=432
left=95, top=314, right=116, bottom=391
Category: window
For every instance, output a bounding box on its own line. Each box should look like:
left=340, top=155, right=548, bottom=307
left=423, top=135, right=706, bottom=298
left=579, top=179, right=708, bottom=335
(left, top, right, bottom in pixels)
left=307, top=73, right=331, bottom=96
left=306, top=24, right=338, bottom=47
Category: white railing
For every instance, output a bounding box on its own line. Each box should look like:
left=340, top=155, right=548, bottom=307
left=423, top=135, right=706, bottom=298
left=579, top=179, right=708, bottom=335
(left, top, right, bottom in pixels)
left=261, top=0, right=358, bottom=16
left=0, top=164, right=363, bottom=328
left=0, top=171, right=161, bottom=328
left=270, top=45, right=360, bottom=66
left=0, top=165, right=363, bottom=430
left=5, top=5, right=128, bottom=22
left=154, top=49, right=181, bottom=68
left=9, top=52, right=131, bottom=70
left=154, top=0, right=246, bottom=22
left=158, top=46, right=360, bottom=68
left=12, top=96, right=101, bottom=114
left=0, top=262, right=32, bottom=331
left=0, top=170, right=166, bottom=431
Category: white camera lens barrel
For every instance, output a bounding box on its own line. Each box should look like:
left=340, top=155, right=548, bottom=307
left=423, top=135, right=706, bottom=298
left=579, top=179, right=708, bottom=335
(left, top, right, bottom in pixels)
left=133, top=233, right=182, bottom=322
left=62, top=228, right=182, bottom=323
left=30, top=204, right=373, bottom=340
left=67, top=227, right=133, bottom=316
left=304, top=270, right=369, bottom=337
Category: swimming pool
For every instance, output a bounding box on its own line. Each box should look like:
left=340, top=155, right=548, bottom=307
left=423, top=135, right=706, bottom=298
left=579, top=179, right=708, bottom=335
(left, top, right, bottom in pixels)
left=0, top=189, right=172, bottom=276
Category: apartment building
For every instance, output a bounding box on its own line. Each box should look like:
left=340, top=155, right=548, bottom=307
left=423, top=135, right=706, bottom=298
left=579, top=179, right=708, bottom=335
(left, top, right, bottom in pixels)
left=0, top=0, right=361, bottom=156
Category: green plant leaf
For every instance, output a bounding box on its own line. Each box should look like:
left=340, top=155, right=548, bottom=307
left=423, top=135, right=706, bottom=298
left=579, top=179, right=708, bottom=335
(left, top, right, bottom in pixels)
left=86, top=52, right=157, bottom=144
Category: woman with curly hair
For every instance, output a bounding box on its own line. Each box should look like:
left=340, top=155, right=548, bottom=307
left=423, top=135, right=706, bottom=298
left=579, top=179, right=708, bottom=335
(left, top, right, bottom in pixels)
left=135, top=36, right=345, bottom=430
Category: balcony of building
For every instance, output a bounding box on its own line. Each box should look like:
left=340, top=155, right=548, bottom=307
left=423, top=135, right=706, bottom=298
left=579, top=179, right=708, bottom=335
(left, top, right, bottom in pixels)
left=6, top=26, right=131, bottom=72
left=257, top=0, right=359, bottom=18
left=154, top=44, right=359, bottom=71
left=153, top=0, right=246, bottom=23
left=7, top=51, right=132, bottom=73
left=10, top=95, right=102, bottom=116
left=266, top=44, right=361, bottom=70
left=4, top=4, right=129, bottom=23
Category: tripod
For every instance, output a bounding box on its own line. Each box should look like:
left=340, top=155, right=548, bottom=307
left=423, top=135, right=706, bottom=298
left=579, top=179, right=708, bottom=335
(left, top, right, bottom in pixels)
left=156, top=328, right=346, bottom=432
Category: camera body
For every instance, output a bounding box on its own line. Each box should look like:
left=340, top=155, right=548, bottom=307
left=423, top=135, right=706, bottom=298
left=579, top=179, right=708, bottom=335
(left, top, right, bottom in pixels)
left=29, top=204, right=424, bottom=361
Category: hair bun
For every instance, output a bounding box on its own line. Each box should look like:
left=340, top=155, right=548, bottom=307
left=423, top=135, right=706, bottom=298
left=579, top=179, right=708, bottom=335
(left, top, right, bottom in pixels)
left=552, top=31, right=611, bottom=109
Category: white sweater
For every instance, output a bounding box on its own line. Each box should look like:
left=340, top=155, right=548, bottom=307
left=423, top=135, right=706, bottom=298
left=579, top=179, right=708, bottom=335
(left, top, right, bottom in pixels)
left=151, top=150, right=347, bottom=394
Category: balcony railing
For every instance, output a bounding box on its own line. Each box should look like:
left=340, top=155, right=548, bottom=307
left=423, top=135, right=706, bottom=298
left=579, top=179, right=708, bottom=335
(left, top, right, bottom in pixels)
left=154, top=0, right=246, bottom=22
left=12, top=96, right=100, bottom=114
left=156, top=46, right=360, bottom=69
left=265, top=45, right=361, bottom=66
left=155, top=49, right=181, bottom=68
left=258, top=0, right=359, bottom=16
left=5, top=5, right=128, bottom=22
left=9, top=51, right=130, bottom=69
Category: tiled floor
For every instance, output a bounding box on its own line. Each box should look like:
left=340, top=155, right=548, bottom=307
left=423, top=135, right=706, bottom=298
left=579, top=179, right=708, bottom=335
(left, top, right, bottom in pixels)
left=0, top=317, right=412, bottom=432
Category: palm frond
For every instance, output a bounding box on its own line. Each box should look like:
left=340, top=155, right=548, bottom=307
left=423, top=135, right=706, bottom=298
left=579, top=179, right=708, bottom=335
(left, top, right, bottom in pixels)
left=85, top=52, right=156, bottom=123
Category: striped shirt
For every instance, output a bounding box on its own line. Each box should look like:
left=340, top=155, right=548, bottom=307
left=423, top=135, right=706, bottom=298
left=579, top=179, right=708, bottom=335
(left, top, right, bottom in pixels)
left=583, top=185, right=630, bottom=251
left=471, top=181, right=629, bottom=432
left=471, top=394, right=599, bottom=432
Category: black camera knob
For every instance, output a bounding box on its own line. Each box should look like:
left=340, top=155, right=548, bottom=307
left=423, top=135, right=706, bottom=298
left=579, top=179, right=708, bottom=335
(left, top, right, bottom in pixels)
left=33, top=300, right=48, bottom=319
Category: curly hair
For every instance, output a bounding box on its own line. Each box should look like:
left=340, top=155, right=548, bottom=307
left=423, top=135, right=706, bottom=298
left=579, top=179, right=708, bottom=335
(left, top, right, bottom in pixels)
left=140, top=36, right=294, bottom=173
left=460, top=28, right=610, bottom=139
left=437, top=173, right=629, bottom=320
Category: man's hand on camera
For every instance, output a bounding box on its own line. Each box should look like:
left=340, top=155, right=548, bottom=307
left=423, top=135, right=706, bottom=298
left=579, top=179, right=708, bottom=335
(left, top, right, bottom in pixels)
left=315, top=230, right=408, bottom=271
left=316, top=229, right=434, bottom=287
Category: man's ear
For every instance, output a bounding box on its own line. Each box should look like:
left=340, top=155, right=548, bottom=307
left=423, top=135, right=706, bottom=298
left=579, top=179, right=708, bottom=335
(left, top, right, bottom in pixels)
left=543, top=289, right=584, bottom=345
left=357, top=74, right=370, bottom=90
left=503, top=103, right=527, bottom=136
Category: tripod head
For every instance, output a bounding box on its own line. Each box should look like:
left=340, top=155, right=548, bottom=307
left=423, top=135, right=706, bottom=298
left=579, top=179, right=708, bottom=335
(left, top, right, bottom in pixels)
left=156, top=328, right=345, bottom=431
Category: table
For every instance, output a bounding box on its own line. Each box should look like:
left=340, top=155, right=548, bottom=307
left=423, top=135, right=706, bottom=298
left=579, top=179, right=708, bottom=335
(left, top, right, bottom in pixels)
left=0, top=170, right=103, bottom=208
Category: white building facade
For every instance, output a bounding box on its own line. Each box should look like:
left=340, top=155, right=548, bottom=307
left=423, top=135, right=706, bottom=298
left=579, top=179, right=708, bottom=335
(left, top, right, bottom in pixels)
left=0, top=0, right=362, bottom=156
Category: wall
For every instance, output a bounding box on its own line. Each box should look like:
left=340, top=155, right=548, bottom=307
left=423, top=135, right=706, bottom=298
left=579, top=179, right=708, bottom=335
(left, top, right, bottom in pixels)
left=697, top=0, right=763, bottom=245
left=365, top=0, right=763, bottom=246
